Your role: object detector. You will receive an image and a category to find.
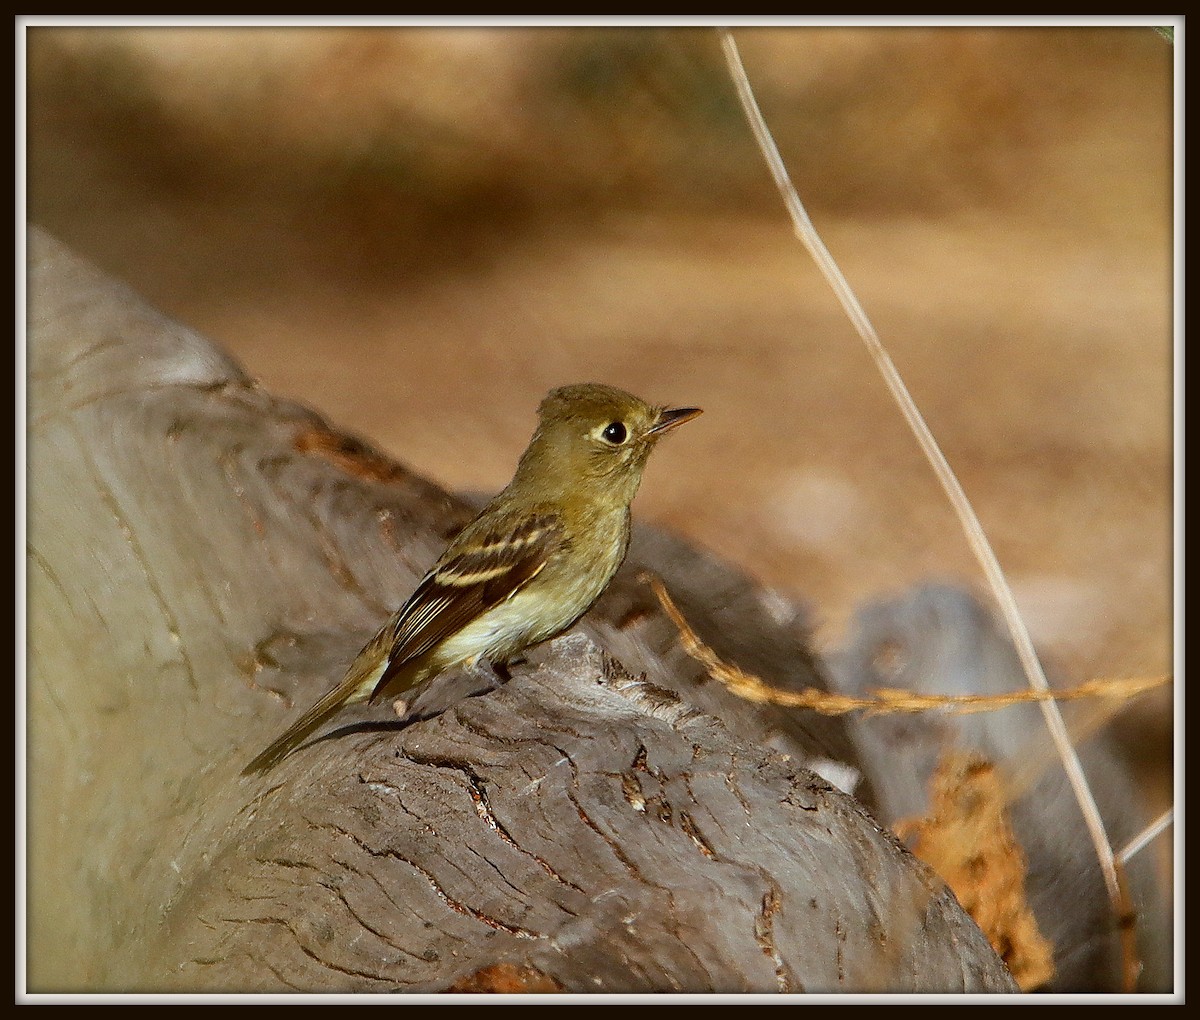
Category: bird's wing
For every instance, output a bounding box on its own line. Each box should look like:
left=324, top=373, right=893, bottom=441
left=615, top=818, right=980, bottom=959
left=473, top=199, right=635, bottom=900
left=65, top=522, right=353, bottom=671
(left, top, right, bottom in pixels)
left=368, top=511, right=565, bottom=701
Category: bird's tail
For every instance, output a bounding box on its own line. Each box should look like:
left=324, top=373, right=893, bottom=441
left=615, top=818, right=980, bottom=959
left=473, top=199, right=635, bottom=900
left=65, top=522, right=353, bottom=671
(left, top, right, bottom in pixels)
left=241, top=674, right=371, bottom=776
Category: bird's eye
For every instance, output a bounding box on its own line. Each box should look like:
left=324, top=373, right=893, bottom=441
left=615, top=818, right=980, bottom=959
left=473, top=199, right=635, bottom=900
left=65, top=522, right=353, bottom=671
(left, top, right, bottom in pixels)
left=601, top=421, right=628, bottom=445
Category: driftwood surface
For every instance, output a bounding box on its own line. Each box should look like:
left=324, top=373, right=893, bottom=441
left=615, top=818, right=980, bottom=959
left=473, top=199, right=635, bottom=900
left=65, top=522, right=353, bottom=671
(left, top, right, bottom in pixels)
left=26, top=227, right=1016, bottom=994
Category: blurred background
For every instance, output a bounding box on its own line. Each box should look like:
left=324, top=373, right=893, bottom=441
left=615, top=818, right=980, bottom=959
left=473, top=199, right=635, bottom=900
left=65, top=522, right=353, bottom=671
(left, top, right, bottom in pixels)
left=25, top=25, right=1173, bottom=815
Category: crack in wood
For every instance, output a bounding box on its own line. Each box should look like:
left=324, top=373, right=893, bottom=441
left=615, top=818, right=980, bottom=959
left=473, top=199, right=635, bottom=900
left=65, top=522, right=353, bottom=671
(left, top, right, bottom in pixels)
left=835, top=914, right=846, bottom=985
left=26, top=546, right=90, bottom=746
left=464, top=775, right=587, bottom=896
left=27, top=542, right=69, bottom=604
left=253, top=449, right=390, bottom=617
left=256, top=856, right=318, bottom=873
left=324, top=859, right=433, bottom=963
left=753, top=885, right=793, bottom=993
left=646, top=794, right=673, bottom=825
left=678, top=811, right=718, bottom=860
left=29, top=332, right=126, bottom=381
left=399, top=751, right=587, bottom=896
left=659, top=888, right=714, bottom=989
left=631, top=743, right=666, bottom=782
left=77, top=429, right=201, bottom=694
left=328, top=822, right=543, bottom=940
left=683, top=776, right=734, bottom=845
left=336, top=845, right=460, bottom=943
left=32, top=379, right=229, bottom=430
left=724, top=772, right=753, bottom=819
left=223, top=914, right=400, bottom=984
left=453, top=713, right=545, bottom=749
left=248, top=950, right=306, bottom=991
left=463, top=841, right=529, bottom=899
left=567, top=790, right=646, bottom=880
left=298, top=496, right=386, bottom=612
left=621, top=772, right=647, bottom=813
left=217, top=443, right=270, bottom=542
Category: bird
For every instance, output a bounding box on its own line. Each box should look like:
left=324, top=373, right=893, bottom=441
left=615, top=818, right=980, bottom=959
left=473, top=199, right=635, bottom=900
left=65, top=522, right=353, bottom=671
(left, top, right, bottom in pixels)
left=242, top=382, right=701, bottom=774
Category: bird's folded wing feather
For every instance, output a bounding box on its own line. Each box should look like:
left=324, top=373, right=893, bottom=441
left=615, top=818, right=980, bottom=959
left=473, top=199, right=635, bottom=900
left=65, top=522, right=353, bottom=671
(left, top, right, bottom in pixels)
left=368, top=511, right=565, bottom=701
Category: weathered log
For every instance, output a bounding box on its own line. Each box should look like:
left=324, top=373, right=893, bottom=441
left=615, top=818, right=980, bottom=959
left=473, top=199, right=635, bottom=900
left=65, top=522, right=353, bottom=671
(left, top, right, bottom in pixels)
left=26, top=226, right=1016, bottom=993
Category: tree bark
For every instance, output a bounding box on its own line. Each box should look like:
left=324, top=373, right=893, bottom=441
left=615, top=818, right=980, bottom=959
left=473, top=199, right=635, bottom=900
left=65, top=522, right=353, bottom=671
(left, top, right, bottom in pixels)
left=26, top=226, right=1016, bottom=994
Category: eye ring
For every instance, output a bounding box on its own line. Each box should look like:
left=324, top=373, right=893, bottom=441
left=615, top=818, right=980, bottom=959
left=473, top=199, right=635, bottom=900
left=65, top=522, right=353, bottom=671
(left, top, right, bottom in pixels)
left=600, top=421, right=628, bottom=445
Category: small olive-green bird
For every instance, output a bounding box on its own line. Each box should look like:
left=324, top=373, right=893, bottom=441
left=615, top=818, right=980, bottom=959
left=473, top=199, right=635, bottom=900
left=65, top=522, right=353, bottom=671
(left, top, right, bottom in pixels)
left=242, top=382, right=701, bottom=774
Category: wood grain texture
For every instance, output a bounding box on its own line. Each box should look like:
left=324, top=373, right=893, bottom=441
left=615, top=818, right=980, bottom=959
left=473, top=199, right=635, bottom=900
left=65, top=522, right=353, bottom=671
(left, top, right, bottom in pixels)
left=25, top=226, right=1016, bottom=994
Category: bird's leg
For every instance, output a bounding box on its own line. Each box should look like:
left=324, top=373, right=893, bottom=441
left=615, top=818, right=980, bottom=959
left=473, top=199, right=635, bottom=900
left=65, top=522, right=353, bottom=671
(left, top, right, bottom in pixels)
left=465, top=659, right=511, bottom=691
left=390, top=660, right=513, bottom=719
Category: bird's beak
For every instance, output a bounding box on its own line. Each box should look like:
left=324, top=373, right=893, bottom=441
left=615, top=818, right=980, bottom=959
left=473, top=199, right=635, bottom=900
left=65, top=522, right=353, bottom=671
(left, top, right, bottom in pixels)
left=648, top=406, right=703, bottom=436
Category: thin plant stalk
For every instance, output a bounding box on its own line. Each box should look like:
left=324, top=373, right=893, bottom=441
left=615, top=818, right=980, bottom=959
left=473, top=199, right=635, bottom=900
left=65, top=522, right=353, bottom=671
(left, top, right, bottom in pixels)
left=716, top=28, right=1125, bottom=912
left=1118, top=809, right=1174, bottom=866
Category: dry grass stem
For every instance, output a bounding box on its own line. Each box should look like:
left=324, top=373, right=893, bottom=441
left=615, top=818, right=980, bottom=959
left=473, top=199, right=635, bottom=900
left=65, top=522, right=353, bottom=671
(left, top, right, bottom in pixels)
left=644, top=572, right=1170, bottom=717
left=717, top=28, right=1126, bottom=916
left=1118, top=808, right=1175, bottom=866
left=1003, top=693, right=1168, bottom=804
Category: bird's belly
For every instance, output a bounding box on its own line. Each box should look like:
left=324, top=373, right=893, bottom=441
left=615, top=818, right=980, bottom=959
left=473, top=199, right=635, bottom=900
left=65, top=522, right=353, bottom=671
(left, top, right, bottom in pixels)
left=434, top=557, right=617, bottom=669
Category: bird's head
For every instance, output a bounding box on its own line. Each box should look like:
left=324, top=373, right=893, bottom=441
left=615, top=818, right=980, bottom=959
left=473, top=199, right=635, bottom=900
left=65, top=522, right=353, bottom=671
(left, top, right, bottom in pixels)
left=512, top=382, right=701, bottom=504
